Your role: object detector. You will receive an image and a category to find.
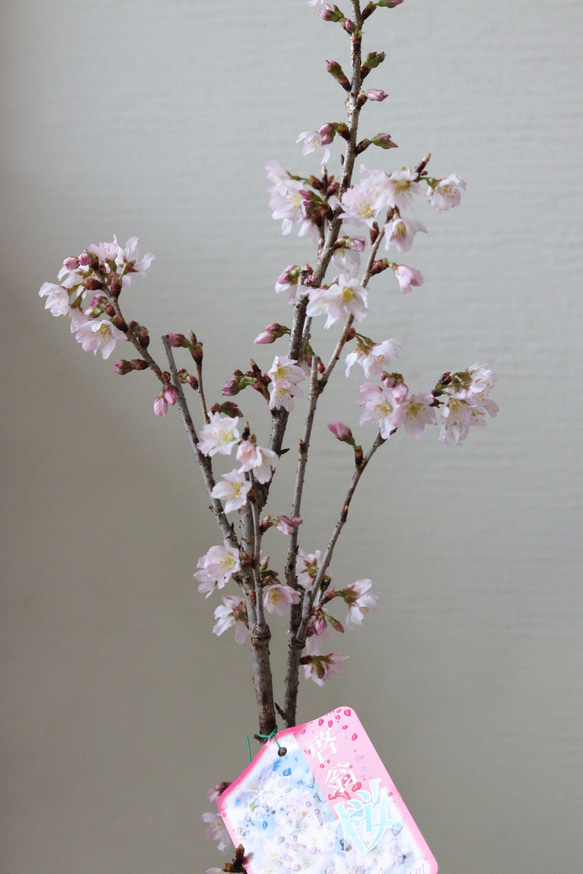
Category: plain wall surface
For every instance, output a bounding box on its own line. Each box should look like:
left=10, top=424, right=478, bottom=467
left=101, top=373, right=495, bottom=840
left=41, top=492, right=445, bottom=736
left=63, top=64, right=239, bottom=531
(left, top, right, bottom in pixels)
left=1, top=1, right=582, bottom=872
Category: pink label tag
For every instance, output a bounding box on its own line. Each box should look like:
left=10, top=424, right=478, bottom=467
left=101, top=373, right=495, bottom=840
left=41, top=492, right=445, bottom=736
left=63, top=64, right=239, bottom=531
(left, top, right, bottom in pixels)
left=219, top=706, right=438, bottom=874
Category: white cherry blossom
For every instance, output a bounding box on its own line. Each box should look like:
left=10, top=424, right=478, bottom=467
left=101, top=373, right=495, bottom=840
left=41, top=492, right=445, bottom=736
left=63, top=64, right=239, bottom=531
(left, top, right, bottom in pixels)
left=197, top=412, right=240, bottom=457
left=427, top=173, right=466, bottom=212
left=211, top=469, right=251, bottom=513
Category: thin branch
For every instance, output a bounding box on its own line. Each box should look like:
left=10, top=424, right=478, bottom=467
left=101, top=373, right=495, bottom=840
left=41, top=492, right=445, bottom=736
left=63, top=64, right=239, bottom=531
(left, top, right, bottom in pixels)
left=299, top=430, right=386, bottom=637
left=162, top=336, right=238, bottom=550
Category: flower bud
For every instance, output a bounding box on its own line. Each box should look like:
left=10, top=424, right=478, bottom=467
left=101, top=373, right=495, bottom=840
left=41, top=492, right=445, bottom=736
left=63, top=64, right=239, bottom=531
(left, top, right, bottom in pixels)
left=189, top=341, right=203, bottom=365
left=328, top=421, right=355, bottom=445
left=63, top=256, right=79, bottom=271
left=85, top=276, right=103, bottom=291
left=361, top=51, right=385, bottom=78
left=111, top=314, right=128, bottom=332
left=153, top=395, right=168, bottom=417
left=109, top=276, right=123, bottom=298
left=131, top=358, right=149, bottom=371
left=275, top=515, right=302, bottom=535
left=376, top=0, right=404, bottom=7
left=371, top=258, right=390, bottom=275
left=167, top=332, right=190, bottom=348
left=319, top=3, right=344, bottom=22
left=366, top=89, right=388, bottom=101
left=211, top=401, right=244, bottom=419
left=325, top=59, right=351, bottom=92
left=222, top=370, right=253, bottom=396
left=318, top=122, right=336, bottom=145
left=355, top=137, right=371, bottom=155
left=254, top=323, right=290, bottom=345
left=115, top=359, right=134, bottom=375
left=380, top=371, right=404, bottom=389
left=371, top=132, right=398, bottom=149
left=163, top=385, right=177, bottom=406
left=78, top=252, right=93, bottom=268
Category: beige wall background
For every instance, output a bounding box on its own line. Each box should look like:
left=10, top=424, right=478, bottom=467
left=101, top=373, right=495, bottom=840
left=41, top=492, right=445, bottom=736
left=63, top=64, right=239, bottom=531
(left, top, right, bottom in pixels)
left=1, top=0, right=582, bottom=872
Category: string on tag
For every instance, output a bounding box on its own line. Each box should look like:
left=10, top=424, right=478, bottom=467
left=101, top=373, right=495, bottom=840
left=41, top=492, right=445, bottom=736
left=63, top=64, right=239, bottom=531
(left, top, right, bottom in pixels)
left=257, top=726, right=287, bottom=757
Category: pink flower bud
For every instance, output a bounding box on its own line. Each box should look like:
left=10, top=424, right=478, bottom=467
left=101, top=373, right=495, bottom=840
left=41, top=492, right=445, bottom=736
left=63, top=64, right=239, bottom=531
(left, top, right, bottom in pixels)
left=63, top=256, right=79, bottom=271
left=153, top=396, right=168, bottom=417
left=163, top=385, right=177, bottom=405
left=319, top=4, right=344, bottom=23
left=276, top=515, right=303, bottom=535
left=78, top=252, right=92, bottom=267
left=115, top=359, right=134, bottom=375
left=366, top=89, right=389, bottom=102
left=312, top=614, right=328, bottom=636
left=254, top=323, right=289, bottom=345
left=371, top=132, right=398, bottom=149
left=318, top=122, right=336, bottom=145
left=328, top=421, right=355, bottom=445
left=167, top=333, right=190, bottom=348
left=325, top=59, right=351, bottom=91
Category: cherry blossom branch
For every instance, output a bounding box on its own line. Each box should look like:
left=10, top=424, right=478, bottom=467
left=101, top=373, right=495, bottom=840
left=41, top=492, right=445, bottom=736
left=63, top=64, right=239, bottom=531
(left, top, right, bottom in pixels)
left=162, top=335, right=238, bottom=550
left=268, top=4, right=366, bottom=462
left=96, top=271, right=169, bottom=385
left=282, top=429, right=386, bottom=728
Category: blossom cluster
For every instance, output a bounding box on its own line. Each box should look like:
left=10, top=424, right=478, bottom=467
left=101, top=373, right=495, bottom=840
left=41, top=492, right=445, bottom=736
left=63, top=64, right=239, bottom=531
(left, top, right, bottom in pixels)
left=39, top=236, right=153, bottom=360
left=195, top=535, right=380, bottom=687
left=197, top=413, right=279, bottom=513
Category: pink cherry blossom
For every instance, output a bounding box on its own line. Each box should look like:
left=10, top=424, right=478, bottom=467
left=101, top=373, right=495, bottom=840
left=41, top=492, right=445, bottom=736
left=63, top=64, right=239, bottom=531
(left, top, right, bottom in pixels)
left=345, top=337, right=404, bottom=378
left=207, top=781, right=231, bottom=805
left=236, top=440, right=279, bottom=484
left=73, top=318, right=126, bottom=359
left=39, top=282, right=73, bottom=318
left=427, top=173, right=466, bottom=212
left=296, top=130, right=331, bottom=164
left=301, top=652, right=348, bottom=686
left=194, top=541, right=241, bottom=597
left=390, top=390, right=437, bottom=437
left=296, top=548, right=324, bottom=589
left=331, top=238, right=364, bottom=273
left=275, top=515, right=302, bottom=535
left=263, top=584, right=301, bottom=616
left=339, top=179, right=383, bottom=229
left=384, top=216, right=428, bottom=253
left=438, top=397, right=473, bottom=445
left=201, top=811, right=231, bottom=853
left=439, top=393, right=498, bottom=445
left=383, top=168, right=423, bottom=212
left=275, top=265, right=300, bottom=302
left=212, top=595, right=249, bottom=643
left=339, top=578, right=379, bottom=630
left=267, top=355, right=306, bottom=412
left=392, top=263, right=425, bottom=294
left=358, top=381, right=396, bottom=440
left=306, top=275, right=368, bottom=329
left=197, top=412, right=240, bottom=457
left=114, top=236, right=154, bottom=286
left=266, top=162, right=305, bottom=235
left=211, top=470, right=252, bottom=513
